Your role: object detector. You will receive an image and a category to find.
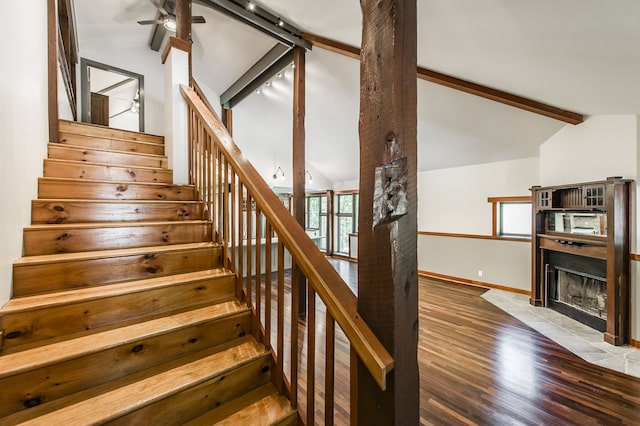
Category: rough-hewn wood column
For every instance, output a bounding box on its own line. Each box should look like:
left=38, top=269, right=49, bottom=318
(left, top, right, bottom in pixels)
left=292, top=46, right=307, bottom=316
left=357, top=0, right=419, bottom=424
left=175, top=0, right=192, bottom=79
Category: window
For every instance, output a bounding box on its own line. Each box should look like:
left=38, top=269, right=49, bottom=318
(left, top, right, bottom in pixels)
left=335, top=192, right=358, bottom=255
left=305, top=194, right=329, bottom=251
left=499, top=202, right=531, bottom=237
left=488, top=196, right=532, bottom=238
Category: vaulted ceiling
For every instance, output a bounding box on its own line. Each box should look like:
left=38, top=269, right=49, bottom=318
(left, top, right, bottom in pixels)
left=76, top=0, right=640, bottom=184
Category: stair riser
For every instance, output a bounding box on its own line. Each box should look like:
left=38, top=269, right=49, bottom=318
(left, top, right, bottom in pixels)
left=38, top=179, right=195, bottom=201
left=48, top=145, right=168, bottom=168
left=59, top=132, right=164, bottom=155
left=13, top=246, right=223, bottom=296
left=0, top=275, right=235, bottom=352
left=24, top=223, right=212, bottom=255
left=0, top=313, right=251, bottom=418
left=106, top=356, right=271, bottom=425
left=31, top=201, right=204, bottom=224
left=44, top=160, right=172, bottom=183
left=59, top=120, right=164, bottom=145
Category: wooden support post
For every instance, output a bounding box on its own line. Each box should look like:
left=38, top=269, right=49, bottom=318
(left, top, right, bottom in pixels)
left=357, top=0, right=419, bottom=424
left=47, top=0, right=59, bottom=142
left=292, top=46, right=307, bottom=317
left=222, top=108, right=233, bottom=136
left=175, top=0, right=192, bottom=80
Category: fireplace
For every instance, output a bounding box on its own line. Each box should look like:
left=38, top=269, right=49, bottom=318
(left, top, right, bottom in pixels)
left=556, top=269, right=606, bottom=320
left=547, top=251, right=607, bottom=332
left=531, top=178, right=632, bottom=346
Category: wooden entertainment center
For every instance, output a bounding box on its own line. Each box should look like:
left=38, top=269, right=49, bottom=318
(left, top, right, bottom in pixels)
left=531, top=177, right=632, bottom=346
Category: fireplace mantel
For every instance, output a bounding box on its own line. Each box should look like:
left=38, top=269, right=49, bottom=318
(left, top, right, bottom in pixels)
left=530, top=177, right=632, bottom=346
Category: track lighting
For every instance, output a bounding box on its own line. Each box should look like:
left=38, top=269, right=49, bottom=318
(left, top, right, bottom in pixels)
left=306, top=170, right=313, bottom=183
left=272, top=166, right=285, bottom=181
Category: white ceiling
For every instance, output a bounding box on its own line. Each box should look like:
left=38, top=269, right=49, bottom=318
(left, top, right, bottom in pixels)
left=75, top=0, right=640, bottom=184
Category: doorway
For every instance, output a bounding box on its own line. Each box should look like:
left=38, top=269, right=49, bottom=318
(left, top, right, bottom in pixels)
left=80, top=58, right=145, bottom=132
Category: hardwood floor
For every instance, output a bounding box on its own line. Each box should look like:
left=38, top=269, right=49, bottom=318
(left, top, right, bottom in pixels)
left=290, top=259, right=640, bottom=425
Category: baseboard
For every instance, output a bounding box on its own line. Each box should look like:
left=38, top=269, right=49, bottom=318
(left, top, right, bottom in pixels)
left=418, top=270, right=531, bottom=297
left=631, top=338, right=640, bottom=349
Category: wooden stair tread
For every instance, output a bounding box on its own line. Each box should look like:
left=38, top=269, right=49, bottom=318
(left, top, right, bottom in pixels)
left=15, top=338, right=267, bottom=425
left=1, top=269, right=232, bottom=314
left=49, top=143, right=167, bottom=159
left=59, top=131, right=165, bottom=148
left=44, top=158, right=170, bottom=172
left=185, top=383, right=296, bottom=426
left=25, top=220, right=210, bottom=231
left=14, top=242, right=219, bottom=266
left=0, top=300, right=249, bottom=379
left=39, top=176, right=192, bottom=189
left=34, top=198, right=202, bottom=204
left=59, top=120, right=164, bottom=144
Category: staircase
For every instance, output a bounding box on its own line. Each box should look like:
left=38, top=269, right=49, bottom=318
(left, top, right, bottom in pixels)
left=0, top=120, right=296, bottom=425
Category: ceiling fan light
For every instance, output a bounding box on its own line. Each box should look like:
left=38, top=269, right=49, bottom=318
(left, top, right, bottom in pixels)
left=163, top=16, right=177, bottom=32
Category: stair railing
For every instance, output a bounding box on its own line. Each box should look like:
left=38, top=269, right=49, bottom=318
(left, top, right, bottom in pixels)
left=181, top=85, right=393, bottom=424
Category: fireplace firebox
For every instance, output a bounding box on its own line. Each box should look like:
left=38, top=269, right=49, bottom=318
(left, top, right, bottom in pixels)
left=531, top=177, right=632, bottom=346
left=547, top=251, right=607, bottom=332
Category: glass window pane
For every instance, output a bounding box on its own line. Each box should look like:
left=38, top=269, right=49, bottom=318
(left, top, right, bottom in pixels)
left=338, top=216, right=353, bottom=254
left=501, top=203, right=531, bottom=236
left=339, top=194, right=353, bottom=214
left=307, top=196, right=320, bottom=229
left=317, top=216, right=327, bottom=251
left=320, top=196, right=327, bottom=213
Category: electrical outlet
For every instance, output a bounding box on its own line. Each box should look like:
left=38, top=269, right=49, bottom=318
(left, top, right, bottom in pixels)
left=478, top=270, right=483, bottom=277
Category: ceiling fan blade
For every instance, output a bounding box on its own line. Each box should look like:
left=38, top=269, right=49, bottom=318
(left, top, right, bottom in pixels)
left=150, top=24, right=167, bottom=52
left=150, top=0, right=169, bottom=16
left=192, top=16, right=206, bottom=24
left=137, top=19, right=163, bottom=25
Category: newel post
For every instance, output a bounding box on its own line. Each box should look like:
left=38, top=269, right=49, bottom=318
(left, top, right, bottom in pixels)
left=162, top=0, right=192, bottom=185
left=356, top=0, right=419, bottom=424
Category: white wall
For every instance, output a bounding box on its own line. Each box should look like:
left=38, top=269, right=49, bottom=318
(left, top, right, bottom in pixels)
left=418, top=157, right=539, bottom=234
left=0, top=1, right=49, bottom=305
left=416, top=157, right=538, bottom=291
left=333, top=179, right=359, bottom=192
left=419, top=235, right=531, bottom=291
left=539, top=115, right=637, bottom=186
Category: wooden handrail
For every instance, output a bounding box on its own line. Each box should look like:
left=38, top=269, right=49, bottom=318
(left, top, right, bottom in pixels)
left=180, top=84, right=393, bottom=391
left=190, top=77, right=220, bottom=122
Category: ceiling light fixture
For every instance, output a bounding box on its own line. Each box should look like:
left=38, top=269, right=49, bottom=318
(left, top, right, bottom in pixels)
left=277, top=72, right=283, bottom=78
left=255, top=89, right=261, bottom=94
left=272, top=166, right=285, bottom=181
left=306, top=170, right=313, bottom=183
left=291, top=63, right=296, bottom=69
left=163, top=15, right=177, bottom=32
left=265, top=81, right=270, bottom=86
left=247, top=2, right=255, bottom=11
left=277, top=19, right=284, bottom=27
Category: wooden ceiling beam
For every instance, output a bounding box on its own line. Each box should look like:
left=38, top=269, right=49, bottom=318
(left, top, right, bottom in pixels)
left=301, top=32, right=584, bottom=125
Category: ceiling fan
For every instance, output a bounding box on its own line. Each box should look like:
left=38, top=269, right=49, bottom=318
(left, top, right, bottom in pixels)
left=137, top=0, right=206, bottom=32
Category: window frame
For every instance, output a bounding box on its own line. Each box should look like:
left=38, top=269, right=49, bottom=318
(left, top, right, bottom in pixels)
left=487, top=196, right=532, bottom=240
left=334, top=191, right=359, bottom=256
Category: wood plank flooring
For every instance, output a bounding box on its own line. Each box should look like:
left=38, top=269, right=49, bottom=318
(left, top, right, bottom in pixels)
left=289, top=259, right=640, bottom=425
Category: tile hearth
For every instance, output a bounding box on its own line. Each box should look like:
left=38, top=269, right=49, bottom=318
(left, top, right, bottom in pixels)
left=482, top=289, right=640, bottom=379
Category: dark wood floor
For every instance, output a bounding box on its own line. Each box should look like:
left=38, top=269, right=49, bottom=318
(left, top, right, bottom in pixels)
left=292, top=259, right=640, bottom=425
